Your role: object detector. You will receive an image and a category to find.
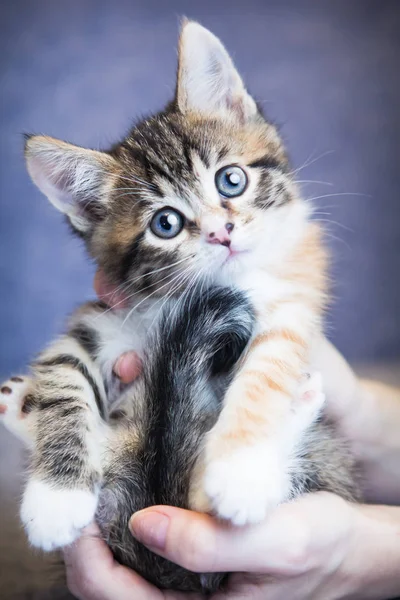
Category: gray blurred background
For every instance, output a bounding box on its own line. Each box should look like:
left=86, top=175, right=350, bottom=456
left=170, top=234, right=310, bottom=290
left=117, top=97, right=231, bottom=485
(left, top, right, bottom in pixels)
left=1, top=0, right=400, bottom=378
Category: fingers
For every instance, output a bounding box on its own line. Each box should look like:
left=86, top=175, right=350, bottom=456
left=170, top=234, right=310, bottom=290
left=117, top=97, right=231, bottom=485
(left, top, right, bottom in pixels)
left=129, top=506, right=271, bottom=573
left=309, top=336, right=359, bottom=423
left=63, top=523, right=163, bottom=600
left=129, top=494, right=350, bottom=576
left=114, top=352, right=143, bottom=383
left=94, top=269, right=128, bottom=309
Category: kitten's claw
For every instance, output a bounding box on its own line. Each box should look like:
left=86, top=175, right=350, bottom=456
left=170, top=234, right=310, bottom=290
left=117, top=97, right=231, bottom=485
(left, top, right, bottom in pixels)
left=203, top=443, right=290, bottom=526
left=21, top=479, right=98, bottom=551
left=0, top=375, right=35, bottom=443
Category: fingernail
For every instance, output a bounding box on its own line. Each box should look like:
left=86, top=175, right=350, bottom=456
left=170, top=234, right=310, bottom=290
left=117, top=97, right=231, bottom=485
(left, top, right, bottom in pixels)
left=114, top=355, right=126, bottom=379
left=129, top=510, right=169, bottom=551
left=114, top=353, right=142, bottom=383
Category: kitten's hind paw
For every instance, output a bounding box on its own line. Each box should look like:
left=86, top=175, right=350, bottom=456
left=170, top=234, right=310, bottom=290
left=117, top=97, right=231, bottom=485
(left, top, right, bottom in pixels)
left=0, top=375, right=35, bottom=444
left=21, top=479, right=98, bottom=551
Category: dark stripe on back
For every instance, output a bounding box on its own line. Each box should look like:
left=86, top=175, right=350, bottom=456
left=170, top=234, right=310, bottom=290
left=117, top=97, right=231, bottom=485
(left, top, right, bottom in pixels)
left=70, top=325, right=99, bottom=360
left=38, top=396, right=80, bottom=411
left=21, top=394, right=37, bottom=414
left=36, top=354, right=106, bottom=419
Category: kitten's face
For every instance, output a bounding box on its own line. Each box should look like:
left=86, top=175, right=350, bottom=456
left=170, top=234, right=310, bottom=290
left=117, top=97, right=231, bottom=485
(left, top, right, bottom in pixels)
left=25, top=21, right=310, bottom=300
left=96, top=113, right=308, bottom=297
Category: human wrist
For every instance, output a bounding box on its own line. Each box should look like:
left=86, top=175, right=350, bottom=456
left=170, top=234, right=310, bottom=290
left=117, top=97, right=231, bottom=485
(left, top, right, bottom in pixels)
left=338, top=503, right=400, bottom=599
left=341, top=380, right=400, bottom=503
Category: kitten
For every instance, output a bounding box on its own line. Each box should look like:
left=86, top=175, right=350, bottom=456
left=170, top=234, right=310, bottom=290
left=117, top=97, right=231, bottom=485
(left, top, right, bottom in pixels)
left=1, top=286, right=358, bottom=593
left=0, top=21, right=359, bottom=574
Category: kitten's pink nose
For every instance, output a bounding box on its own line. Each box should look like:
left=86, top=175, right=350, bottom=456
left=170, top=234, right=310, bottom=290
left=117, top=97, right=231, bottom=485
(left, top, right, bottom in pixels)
left=207, top=223, right=234, bottom=247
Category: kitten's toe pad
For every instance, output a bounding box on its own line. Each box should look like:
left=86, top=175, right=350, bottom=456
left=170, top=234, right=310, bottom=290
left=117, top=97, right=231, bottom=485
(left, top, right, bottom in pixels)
left=21, top=479, right=98, bottom=551
left=295, top=372, right=326, bottom=428
left=204, top=443, right=290, bottom=526
left=0, top=376, right=32, bottom=415
left=298, top=371, right=325, bottom=405
left=0, top=376, right=35, bottom=441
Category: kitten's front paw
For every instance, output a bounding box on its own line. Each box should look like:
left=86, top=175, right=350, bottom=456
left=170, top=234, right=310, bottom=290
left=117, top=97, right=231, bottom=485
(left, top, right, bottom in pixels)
left=21, top=479, right=98, bottom=551
left=292, top=372, right=326, bottom=436
left=204, top=443, right=290, bottom=526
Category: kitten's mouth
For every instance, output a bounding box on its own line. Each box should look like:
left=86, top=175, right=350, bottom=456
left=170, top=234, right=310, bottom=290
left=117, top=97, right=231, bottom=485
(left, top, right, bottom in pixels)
left=223, top=247, right=249, bottom=263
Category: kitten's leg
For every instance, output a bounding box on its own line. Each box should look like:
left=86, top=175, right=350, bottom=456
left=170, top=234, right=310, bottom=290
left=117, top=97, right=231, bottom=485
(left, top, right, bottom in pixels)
left=19, top=331, right=110, bottom=551
left=18, top=302, right=140, bottom=552
left=191, top=371, right=326, bottom=519
left=1, top=303, right=141, bottom=551
left=201, top=303, right=323, bottom=525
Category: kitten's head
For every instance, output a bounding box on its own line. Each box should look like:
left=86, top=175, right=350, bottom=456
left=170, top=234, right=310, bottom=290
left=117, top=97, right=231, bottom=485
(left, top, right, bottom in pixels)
left=25, top=21, right=309, bottom=300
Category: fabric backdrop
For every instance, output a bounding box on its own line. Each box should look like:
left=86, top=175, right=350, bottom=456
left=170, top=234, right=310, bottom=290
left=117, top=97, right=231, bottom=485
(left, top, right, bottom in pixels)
left=1, top=0, right=399, bottom=377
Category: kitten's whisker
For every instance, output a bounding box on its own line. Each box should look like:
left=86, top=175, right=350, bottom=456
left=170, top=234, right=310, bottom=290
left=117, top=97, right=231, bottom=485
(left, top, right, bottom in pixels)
left=313, top=218, right=354, bottom=233
left=167, top=268, right=204, bottom=326
left=146, top=256, right=203, bottom=321
left=93, top=262, right=193, bottom=321
left=108, top=256, right=195, bottom=306
left=120, top=261, right=201, bottom=328
left=295, top=179, right=333, bottom=186
left=308, top=192, right=370, bottom=202
left=149, top=267, right=196, bottom=328
left=323, top=231, right=352, bottom=251
left=124, top=255, right=195, bottom=289
left=289, top=149, right=335, bottom=177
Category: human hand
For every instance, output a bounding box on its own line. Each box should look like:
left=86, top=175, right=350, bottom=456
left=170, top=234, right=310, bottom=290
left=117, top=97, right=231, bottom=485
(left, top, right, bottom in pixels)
left=129, top=494, right=400, bottom=600
left=63, top=523, right=202, bottom=600
left=128, top=492, right=355, bottom=600
left=310, top=336, right=400, bottom=503
left=65, top=494, right=400, bottom=600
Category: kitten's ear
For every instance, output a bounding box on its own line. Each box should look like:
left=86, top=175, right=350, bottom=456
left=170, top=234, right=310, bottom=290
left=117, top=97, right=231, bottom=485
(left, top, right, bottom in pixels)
left=176, top=20, right=258, bottom=122
left=25, top=135, right=118, bottom=234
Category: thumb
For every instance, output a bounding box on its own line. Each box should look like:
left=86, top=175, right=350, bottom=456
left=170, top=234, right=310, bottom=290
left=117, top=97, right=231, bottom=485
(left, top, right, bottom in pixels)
left=128, top=504, right=302, bottom=574
left=129, top=495, right=349, bottom=576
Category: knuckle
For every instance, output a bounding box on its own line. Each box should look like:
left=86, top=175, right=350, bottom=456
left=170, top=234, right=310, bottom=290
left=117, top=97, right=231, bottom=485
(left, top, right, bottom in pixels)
left=281, top=521, right=312, bottom=573
left=66, top=565, right=99, bottom=600
left=177, top=519, right=216, bottom=573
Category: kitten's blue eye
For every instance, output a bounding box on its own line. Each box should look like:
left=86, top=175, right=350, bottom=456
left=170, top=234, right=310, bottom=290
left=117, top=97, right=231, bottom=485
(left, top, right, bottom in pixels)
left=215, top=165, right=247, bottom=198
left=150, top=208, right=184, bottom=239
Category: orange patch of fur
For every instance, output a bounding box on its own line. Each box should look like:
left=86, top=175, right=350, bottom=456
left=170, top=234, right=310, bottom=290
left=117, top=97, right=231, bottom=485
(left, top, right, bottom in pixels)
left=243, top=370, right=289, bottom=396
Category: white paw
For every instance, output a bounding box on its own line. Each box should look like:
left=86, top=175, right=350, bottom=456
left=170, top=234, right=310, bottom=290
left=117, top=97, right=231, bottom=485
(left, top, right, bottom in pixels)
left=21, top=479, right=98, bottom=551
left=0, top=375, right=34, bottom=443
left=204, top=443, right=290, bottom=526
